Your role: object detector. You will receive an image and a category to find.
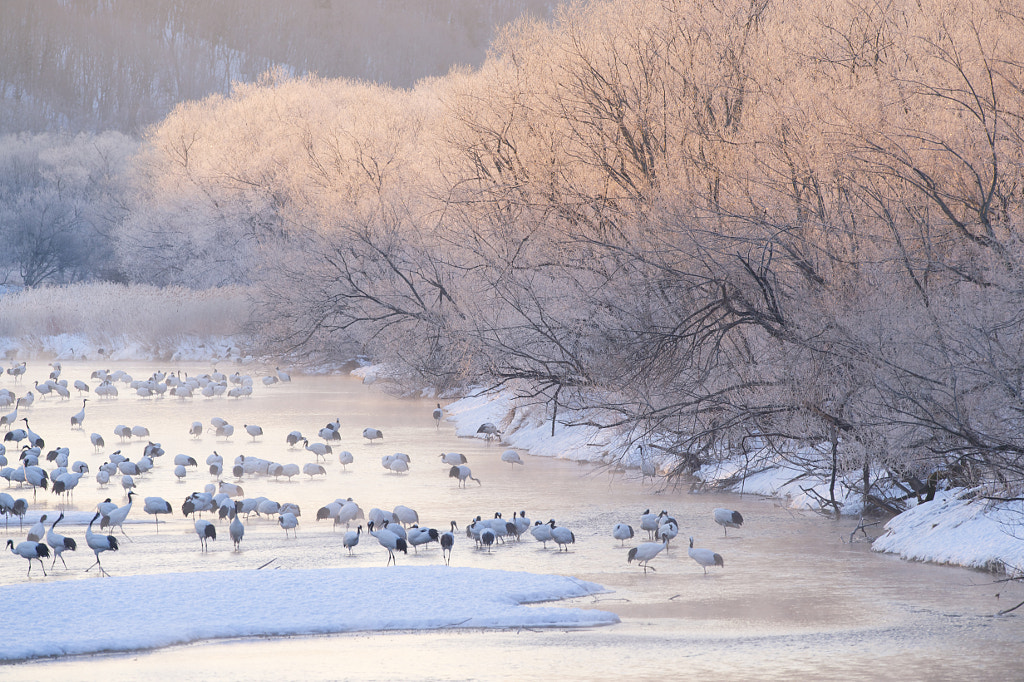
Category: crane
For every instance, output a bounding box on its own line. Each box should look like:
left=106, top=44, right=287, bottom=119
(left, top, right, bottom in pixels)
left=627, top=538, right=669, bottom=574
left=368, top=520, right=407, bottom=565
left=714, top=508, right=744, bottom=536
left=440, top=521, right=457, bottom=565
left=613, top=523, right=635, bottom=546
left=195, top=519, right=217, bottom=551
left=85, top=512, right=119, bottom=576
left=688, top=537, right=725, bottom=574
left=46, top=512, right=76, bottom=568
left=70, top=399, right=87, bottom=429
left=449, top=464, right=481, bottom=487
left=343, top=525, right=361, bottom=555
left=229, top=503, right=244, bottom=551
left=100, top=490, right=135, bottom=541
left=6, top=538, right=49, bottom=577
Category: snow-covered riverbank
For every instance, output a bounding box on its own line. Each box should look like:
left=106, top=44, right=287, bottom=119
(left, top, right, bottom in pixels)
left=428, top=381, right=1024, bottom=578
left=2, top=334, right=1021, bottom=579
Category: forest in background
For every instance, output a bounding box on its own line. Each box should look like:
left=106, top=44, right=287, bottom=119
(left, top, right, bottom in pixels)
left=1, top=0, right=1023, bottom=511
left=0, top=0, right=555, bottom=134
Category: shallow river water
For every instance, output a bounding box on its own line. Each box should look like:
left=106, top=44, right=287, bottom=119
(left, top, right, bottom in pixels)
left=1, top=361, right=1021, bottom=681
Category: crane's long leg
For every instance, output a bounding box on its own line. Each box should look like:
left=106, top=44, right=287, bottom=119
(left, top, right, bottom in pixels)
left=86, top=556, right=110, bottom=576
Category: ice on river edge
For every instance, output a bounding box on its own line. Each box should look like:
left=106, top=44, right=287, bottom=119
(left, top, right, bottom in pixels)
left=0, top=567, right=617, bottom=662
left=2, top=335, right=1022, bottom=579
left=425, top=372, right=1024, bottom=578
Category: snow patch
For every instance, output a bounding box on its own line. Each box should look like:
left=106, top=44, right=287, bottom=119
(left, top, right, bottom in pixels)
left=871, top=491, right=1024, bottom=576
left=0, top=566, right=617, bottom=661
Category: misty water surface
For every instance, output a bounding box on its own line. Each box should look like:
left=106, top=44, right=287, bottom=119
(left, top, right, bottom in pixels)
left=0, top=361, right=1020, bottom=681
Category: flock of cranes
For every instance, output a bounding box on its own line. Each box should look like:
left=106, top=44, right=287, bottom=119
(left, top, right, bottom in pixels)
left=1, top=360, right=743, bottom=581
left=619, top=507, right=741, bottom=574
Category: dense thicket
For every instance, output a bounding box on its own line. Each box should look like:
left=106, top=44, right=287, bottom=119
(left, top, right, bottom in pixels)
left=113, top=0, right=1024, bottom=506
left=0, top=132, right=138, bottom=286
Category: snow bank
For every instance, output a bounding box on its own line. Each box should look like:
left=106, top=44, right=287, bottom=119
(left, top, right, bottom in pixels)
left=695, top=447, right=868, bottom=516
left=440, top=390, right=616, bottom=461
left=871, top=491, right=1024, bottom=576
left=0, top=333, right=248, bottom=365
left=0, top=566, right=617, bottom=661
left=438, top=388, right=1024, bottom=577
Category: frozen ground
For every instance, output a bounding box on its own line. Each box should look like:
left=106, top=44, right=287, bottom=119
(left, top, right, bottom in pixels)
left=0, top=566, right=615, bottom=661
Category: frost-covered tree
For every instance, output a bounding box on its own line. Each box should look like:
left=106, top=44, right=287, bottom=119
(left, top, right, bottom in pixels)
left=113, top=0, right=1024, bottom=501
left=0, top=132, right=137, bottom=285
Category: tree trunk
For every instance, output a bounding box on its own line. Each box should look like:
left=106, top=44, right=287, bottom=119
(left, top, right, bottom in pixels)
left=828, top=427, right=840, bottom=519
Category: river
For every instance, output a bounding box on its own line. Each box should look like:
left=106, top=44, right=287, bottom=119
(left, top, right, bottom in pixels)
left=1, top=361, right=1020, bottom=680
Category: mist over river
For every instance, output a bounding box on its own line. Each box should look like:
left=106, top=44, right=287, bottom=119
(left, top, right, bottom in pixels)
left=0, top=362, right=1020, bottom=681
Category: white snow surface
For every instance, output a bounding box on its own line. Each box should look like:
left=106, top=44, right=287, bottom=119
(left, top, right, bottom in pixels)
left=871, top=490, right=1024, bottom=576
left=0, top=333, right=248, bottom=365
left=0, top=566, right=616, bottom=661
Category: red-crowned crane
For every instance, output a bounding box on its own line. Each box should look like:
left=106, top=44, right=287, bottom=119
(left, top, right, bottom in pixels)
left=393, top=505, right=419, bottom=527
left=613, top=523, right=635, bottom=546
left=628, top=538, right=669, bottom=574
left=229, top=503, right=244, bottom=551
left=449, top=464, right=481, bottom=488
left=406, top=525, right=439, bottom=553
left=714, top=508, right=744, bottom=536
left=530, top=519, right=554, bottom=548
left=174, top=454, right=198, bottom=468
left=368, top=520, right=406, bottom=565
left=26, top=514, right=47, bottom=542
left=688, top=537, right=725, bottom=574
left=337, top=450, right=354, bottom=470
left=343, top=525, right=361, bottom=555
left=144, top=496, right=173, bottom=530
left=7, top=538, right=49, bottom=576
left=46, top=512, right=76, bottom=568
left=195, top=519, right=216, bottom=551
left=440, top=521, right=457, bottom=565
left=440, top=452, right=467, bottom=465
left=658, top=519, right=679, bottom=549
left=476, top=422, right=501, bottom=442
left=21, top=419, right=44, bottom=448
left=303, top=439, right=332, bottom=462
left=318, top=425, right=341, bottom=442
left=500, top=449, right=524, bottom=467
left=550, top=521, right=575, bottom=551
left=303, top=462, right=326, bottom=479
left=70, top=399, right=87, bottom=429
left=100, top=490, right=135, bottom=541
left=478, top=526, right=495, bottom=552
left=639, top=509, right=664, bottom=540
left=279, top=512, right=298, bottom=538
left=85, top=512, right=118, bottom=576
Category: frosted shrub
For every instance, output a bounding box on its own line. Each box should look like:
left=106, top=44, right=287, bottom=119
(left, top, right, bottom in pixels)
left=0, top=283, right=252, bottom=344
